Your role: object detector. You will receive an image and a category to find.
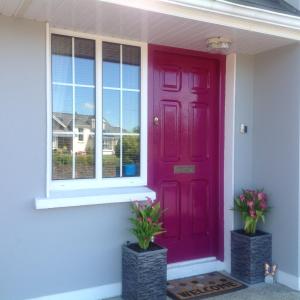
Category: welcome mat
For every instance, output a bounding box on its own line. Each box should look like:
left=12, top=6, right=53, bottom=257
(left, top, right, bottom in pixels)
left=167, top=272, right=247, bottom=300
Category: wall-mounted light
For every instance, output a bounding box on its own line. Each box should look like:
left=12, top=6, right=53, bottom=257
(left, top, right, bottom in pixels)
left=206, top=37, right=232, bottom=51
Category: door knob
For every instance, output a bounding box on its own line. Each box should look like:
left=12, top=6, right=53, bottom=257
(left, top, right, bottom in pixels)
left=153, top=116, right=159, bottom=126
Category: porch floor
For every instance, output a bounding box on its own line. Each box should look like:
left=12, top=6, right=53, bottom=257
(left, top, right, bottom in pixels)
left=105, top=283, right=300, bottom=300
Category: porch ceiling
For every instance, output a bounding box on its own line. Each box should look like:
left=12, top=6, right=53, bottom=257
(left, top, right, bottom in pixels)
left=0, top=0, right=297, bottom=54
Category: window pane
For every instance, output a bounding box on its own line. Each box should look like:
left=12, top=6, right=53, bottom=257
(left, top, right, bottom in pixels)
left=75, top=134, right=95, bottom=179
left=52, top=135, right=73, bottom=180
left=51, top=35, right=72, bottom=83
left=103, top=42, right=120, bottom=88
left=51, top=34, right=96, bottom=181
left=122, top=45, right=141, bottom=90
left=103, top=135, right=120, bottom=178
left=75, top=38, right=95, bottom=85
left=75, top=87, right=96, bottom=132
left=122, top=135, right=140, bottom=177
left=52, top=85, right=73, bottom=132
left=122, top=91, right=140, bottom=133
left=103, top=90, right=120, bottom=133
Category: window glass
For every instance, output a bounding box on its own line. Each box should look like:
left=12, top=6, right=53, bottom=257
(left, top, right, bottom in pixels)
left=103, top=135, right=120, bottom=178
left=51, top=35, right=72, bottom=83
left=122, top=45, right=140, bottom=90
left=75, top=87, right=96, bottom=132
left=51, top=35, right=96, bottom=180
left=103, top=42, right=120, bottom=88
left=103, top=90, right=120, bottom=133
left=52, top=85, right=73, bottom=133
left=51, top=34, right=142, bottom=184
left=122, top=135, right=140, bottom=177
left=122, top=91, right=140, bottom=133
left=75, top=38, right=95, bottom=85
left=52, top=135, right=73, bottom=180
left=75, top=134, right=95, bottom=179
left=102, top=42, right=141, bottom=178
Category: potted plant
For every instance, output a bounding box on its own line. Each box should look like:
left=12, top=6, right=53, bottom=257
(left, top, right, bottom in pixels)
left=122, top=198, right=167, bottom=300
left=231, top=189, right=272, bottom=284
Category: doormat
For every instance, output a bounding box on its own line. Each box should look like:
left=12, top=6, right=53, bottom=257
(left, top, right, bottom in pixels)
left=167, top=272, right=247, bottom=300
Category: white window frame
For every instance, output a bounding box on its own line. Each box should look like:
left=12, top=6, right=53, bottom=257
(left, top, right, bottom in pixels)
left=47, top=27, right=148, bottom=194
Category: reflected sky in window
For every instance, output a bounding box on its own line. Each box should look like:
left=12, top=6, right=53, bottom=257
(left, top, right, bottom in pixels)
left=52, top=85, right=73, bottom=113
left=103, top=89, right=120, bottom=132
left=75, top=57, right=95, bottom=85
left=52, top=55, right=72, bottom=83
left=123, top=91, right=140, bottom=133
left=75, top=87, right=95, bottom=116
left=103, top=62, right=120, bottom=88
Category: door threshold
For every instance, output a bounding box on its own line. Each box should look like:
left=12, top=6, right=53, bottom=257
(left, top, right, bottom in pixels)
left=167, top=257, right=225, bottom=280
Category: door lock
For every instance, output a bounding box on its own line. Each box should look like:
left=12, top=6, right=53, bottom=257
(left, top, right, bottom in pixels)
left=153, top=116, right=159, bottom=126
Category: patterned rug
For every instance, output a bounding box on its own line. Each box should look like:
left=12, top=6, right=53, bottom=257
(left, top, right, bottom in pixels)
left=167, top=272, right=247, bottom=299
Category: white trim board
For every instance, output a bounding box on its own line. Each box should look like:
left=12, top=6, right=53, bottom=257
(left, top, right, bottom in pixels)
left=26, top=282, right=121, bottom=300
left=35, top=186, right=156, bottom=209
left=277, top=270, right=300, bottom=291
left=167, top=257, right=225, bottom=280
left=223, top=53, right=236, bottom=273
left=27, top=257, right=225, bottom=300
left=99, top=0, right=300, bottom=41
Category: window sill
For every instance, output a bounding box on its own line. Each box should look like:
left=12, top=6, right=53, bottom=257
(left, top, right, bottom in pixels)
left=35, top=186, right=156, bottom=210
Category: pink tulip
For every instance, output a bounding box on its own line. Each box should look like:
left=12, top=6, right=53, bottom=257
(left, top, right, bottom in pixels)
left=240, top=195, right=245, bottom=202
left=247, top=200, right=254, bottom=209
left=147, top=217, right=152, bottom=224
left=258, top=192, right=266, bottom=201
left=249, top=209, right=256, bottom=219
left=260, top=201, right=267, bottom=210
left=146, top=197, right=152, bottom=205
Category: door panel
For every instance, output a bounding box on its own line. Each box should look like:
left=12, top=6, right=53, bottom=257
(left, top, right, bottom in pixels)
left=190, top=180, right=209, bottom=236
left=189, top=102, right=209, bottom=161
left=149, top=46, right=222, bottom=263
left=160, top=181, right=180, bottom=239
left=160, top=100, right=181, bottom=162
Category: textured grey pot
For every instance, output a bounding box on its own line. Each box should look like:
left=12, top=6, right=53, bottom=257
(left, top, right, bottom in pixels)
left=122, top=243, right=167, bottom=300
left=231, top=230, right=272, bottom=284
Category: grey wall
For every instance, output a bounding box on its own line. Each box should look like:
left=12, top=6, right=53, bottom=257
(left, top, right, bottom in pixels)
left=234, top=55, right=254, bottom=194
left=286, top=0, right=300, bottom=9
left=234, top=46, right=300, bottom=277
left=233, top=55, right=255, bottom=228
left=0, top=15, right=132, bottom=300
left=253, top=43, right=300, bottom=277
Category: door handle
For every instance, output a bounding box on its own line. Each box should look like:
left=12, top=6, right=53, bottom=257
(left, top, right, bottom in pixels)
left=153, top=116, right=159, bottom=126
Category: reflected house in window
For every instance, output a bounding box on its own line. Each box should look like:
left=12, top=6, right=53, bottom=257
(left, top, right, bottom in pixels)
left=53, top=113, right=95, bottom=154
left=102, top=118, right=121, bottom=156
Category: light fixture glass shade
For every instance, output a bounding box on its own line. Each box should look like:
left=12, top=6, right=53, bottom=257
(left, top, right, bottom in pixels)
left=206, top=37, right=232, bottom=51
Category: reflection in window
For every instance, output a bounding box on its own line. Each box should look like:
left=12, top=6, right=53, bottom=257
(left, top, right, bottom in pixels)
left=78, top=128, right=84, bottom=141
left=51, top=34, right=96, bottom=180
left=102, top=42, right=141, bottom=178
left=122, top=91, right=140, bottom=133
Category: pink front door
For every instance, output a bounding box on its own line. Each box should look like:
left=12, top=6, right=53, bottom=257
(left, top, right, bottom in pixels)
left=148, top=45, right=225, bottom=263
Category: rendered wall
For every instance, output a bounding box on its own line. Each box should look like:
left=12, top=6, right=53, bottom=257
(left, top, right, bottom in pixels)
left=253, top=44, right=300, bottom=277
left=235, top=46, right=300, bottom=280
left=234, top=55, right=254, bottom=194
left=286, top=0, right=300, bottom=10
left=0, top=15, right=132, bottom=300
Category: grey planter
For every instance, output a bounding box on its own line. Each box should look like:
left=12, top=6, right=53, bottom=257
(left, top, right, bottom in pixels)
left=231, top=230, right=272, bottom=284
left=122, top=243, right=167, bottom=300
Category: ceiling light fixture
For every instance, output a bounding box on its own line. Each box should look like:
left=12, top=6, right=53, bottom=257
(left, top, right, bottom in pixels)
left=206, top=37, right=232, bottom=51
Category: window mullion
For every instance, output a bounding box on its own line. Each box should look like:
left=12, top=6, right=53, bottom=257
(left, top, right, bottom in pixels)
left=120, top=44, right=123, bottom=178
left=96, top=38, right=102, bottom=181
left=72, top=37, right=76, bottom=179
